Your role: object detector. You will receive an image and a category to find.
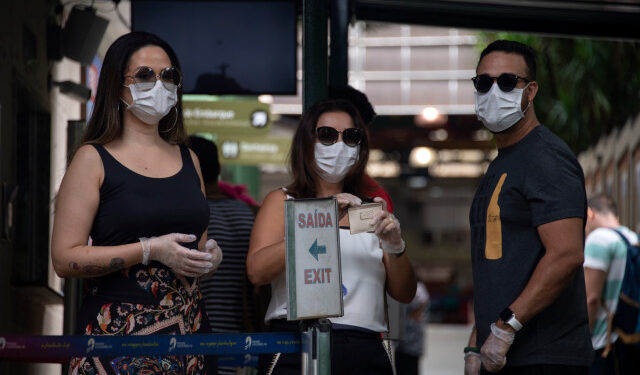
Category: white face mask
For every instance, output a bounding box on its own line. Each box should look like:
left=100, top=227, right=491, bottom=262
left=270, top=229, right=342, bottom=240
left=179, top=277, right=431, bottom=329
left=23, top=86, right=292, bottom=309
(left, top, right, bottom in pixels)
left=314, top=142, right=360, bottom=183
left=122, top=80, right=178, bottom=125
left=475, top=83, right=529, bottom=133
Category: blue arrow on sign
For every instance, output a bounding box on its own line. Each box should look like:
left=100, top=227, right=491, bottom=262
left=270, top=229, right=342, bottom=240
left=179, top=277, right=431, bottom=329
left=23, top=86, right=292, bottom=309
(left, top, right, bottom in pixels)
left=309, top=239, right=326, bottom=261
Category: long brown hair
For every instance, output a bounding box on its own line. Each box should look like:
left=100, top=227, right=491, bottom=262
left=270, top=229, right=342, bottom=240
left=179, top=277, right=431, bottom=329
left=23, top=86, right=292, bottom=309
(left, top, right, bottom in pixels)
left=286, top=99, right=371, bottom=199
left=81, top=31, right=186, bottom=146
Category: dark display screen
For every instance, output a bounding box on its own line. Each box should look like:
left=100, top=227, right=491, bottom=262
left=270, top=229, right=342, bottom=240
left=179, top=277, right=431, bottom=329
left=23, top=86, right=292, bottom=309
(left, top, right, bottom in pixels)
left=132, top=0, right=297, bottom=95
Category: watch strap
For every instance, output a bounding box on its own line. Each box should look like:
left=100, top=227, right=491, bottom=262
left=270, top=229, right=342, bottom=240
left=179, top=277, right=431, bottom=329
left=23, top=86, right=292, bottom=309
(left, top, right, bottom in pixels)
left=499, top=307, right=523, bottom=332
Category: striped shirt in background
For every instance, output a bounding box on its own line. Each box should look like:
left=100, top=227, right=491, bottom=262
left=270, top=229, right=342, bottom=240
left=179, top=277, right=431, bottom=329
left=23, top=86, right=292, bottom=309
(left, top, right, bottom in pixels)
left=200, top=198, right=256, bottom=375
left=583, top=226, right=638, bottom=350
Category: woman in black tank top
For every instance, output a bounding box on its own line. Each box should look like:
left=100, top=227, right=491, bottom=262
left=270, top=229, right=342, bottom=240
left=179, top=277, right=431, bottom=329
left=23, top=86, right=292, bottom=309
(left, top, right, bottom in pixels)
left=51, top=32, right=221, bottom=375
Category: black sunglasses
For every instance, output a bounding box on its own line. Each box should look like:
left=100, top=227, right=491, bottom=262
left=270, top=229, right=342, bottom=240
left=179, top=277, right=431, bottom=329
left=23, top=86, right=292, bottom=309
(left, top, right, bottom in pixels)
left=471, top=73, right=530, bottom=93
left=316, top=127, right=363, bottom=147
left=125, top=66, right=182, bottom=91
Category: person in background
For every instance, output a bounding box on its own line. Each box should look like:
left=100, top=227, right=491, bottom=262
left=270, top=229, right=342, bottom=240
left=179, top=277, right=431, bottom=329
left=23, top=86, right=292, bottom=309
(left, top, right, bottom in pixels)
left=465, top=40, right=592, bottom=375
left=189, top=135, right=259, bottom=375
left=329, top=84, right=395, bottom=213
left=584, top=194, right=639, bottom=374
left=247, top=98, right=417, bottom=374
left=395, top=281, right=430, bottom=375
left=51, top=31, right=222, bottom=374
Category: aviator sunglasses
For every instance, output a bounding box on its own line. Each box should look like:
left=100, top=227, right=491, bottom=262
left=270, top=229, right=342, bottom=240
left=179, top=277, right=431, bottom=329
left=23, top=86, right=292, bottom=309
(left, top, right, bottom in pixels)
left=316, top=126, right=363, bottom=147
left=471, top=73, right=530, bottom=93
left=125, top=66, right=182, bottom=91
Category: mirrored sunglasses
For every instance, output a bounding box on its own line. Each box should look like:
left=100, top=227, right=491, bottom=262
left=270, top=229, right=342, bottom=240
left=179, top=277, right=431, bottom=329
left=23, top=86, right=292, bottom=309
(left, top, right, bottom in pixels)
left=125, top=66, right=182, bottom=91
left=316, top=126, right=363, bottom=147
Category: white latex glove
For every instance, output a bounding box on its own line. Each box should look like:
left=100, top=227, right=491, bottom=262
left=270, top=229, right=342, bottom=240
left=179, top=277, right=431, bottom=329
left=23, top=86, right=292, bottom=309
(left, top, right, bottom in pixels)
left=464, top=352, right=482, bottom=375
left=146, top=233, right=214, bottom=277
left=335, top=192, right=362, bottom=219
left=370, top=197, right=404, bottom=254
left=203, top=239, right=223, bottom=271
left=480, top=323, right=515, bottom=372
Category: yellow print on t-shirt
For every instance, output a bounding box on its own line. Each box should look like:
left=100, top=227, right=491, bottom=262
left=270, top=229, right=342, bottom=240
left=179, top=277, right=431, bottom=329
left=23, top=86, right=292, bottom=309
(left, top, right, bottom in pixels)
left=486, top=173, right=507, bottom=259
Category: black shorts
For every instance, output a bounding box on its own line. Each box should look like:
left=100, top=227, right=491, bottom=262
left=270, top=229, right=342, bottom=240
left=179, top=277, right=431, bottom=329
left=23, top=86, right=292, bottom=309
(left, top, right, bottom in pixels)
left=480, top=364, right=588, bottom=375
left=258, top=320, right=393, bottom=375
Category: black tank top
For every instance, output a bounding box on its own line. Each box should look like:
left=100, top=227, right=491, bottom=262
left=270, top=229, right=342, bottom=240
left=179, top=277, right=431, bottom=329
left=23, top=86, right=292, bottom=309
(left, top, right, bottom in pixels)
left=81, top=143, right=208, bottom=311
left=90, top=143, right=208, bottom=247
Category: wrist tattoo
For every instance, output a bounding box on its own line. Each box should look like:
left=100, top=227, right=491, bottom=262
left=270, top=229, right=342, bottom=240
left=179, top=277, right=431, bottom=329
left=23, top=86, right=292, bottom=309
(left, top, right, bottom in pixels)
left=79, top=258, right=125, bottom=275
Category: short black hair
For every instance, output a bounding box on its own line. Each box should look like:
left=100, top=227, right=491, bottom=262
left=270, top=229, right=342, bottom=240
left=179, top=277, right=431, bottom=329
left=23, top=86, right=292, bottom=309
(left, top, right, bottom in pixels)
left=328, top=85, right=376, bottom=126
left=479, top=40, right=537, bottom=81
left=588, top=193, right=618, bottom=217
left=188, top=135, right=220, bottom=184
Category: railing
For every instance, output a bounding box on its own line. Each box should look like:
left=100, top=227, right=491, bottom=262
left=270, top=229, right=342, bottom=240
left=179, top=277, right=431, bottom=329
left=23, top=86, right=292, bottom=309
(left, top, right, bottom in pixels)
left=0, top=320, right=332, bottom=375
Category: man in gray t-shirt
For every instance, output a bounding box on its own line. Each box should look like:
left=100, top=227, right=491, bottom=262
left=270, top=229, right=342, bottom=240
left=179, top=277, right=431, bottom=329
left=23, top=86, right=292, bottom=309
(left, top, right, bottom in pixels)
left=464, top=40, right=592, bottom=375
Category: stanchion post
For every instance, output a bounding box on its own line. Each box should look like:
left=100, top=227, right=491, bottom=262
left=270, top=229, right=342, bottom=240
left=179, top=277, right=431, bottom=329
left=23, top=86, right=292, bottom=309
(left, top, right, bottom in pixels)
left=315, top=318, right=331, bottom=375
left=329, top=0, right=348, bottom=87
left=299, top=319, right=332, bottom=375
left=302, top=0, right=328, bottom=111
left=300, top=321, right=313, bottom=375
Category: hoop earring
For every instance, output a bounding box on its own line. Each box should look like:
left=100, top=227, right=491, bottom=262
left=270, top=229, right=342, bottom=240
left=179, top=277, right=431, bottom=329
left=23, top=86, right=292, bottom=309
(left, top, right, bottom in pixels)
left=160, top=107, right=178, bottom=133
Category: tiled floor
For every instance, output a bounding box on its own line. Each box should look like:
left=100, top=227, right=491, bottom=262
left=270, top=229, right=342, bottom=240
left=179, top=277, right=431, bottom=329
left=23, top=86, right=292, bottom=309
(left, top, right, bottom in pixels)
left=419, top=324, right=471, bottom=375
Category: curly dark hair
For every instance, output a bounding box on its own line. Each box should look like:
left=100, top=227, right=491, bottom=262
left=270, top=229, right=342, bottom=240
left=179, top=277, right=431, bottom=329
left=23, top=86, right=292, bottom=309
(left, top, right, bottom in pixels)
left=328, top=85, right=376, bottom=126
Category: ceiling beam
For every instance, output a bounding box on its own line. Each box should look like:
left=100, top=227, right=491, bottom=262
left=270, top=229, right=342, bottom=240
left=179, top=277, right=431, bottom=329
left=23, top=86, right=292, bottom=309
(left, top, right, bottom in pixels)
left=354, top=0, right=640, bottom=41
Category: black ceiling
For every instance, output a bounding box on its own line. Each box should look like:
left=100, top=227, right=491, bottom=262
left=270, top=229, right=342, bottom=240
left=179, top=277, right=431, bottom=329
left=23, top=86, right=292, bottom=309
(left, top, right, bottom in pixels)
left=353, top=0, right=640, bottom=41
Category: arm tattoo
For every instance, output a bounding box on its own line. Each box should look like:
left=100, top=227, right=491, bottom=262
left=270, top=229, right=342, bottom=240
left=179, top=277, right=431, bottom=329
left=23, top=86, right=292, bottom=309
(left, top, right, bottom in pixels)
left=109, top=257, right=125, bottom=270
left=76, top=258, right=126, bottom=275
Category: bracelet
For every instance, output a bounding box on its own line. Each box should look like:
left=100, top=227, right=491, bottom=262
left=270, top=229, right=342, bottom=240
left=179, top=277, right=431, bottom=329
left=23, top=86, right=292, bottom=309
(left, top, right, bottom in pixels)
left=463, top=346, right=480, bottom=354
left=139, top=237, right=151, bottom=265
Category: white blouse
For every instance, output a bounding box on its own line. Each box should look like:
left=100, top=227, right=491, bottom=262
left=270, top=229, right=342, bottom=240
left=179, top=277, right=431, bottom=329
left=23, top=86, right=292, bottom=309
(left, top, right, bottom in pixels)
left=265, top=228, right=387, bottom=333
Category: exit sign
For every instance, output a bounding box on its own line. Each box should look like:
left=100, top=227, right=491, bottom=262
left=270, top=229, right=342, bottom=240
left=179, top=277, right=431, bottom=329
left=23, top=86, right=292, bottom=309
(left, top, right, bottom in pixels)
left=285, top=198, right=343, bottom=320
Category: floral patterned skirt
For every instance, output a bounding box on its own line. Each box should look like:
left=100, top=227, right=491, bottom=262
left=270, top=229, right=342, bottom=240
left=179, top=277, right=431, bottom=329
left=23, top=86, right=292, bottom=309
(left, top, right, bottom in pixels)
left=69, top=268, right=210, bottom=375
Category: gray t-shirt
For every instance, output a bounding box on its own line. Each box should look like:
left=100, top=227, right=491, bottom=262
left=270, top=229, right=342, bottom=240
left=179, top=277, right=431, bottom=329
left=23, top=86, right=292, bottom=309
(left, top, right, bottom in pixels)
left=469, top=125, right=593, bottom=367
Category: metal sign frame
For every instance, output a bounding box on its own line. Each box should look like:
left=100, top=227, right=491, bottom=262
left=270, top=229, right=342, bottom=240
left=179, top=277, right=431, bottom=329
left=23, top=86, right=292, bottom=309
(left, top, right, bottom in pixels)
left=285, top=197, right=343, bottom=320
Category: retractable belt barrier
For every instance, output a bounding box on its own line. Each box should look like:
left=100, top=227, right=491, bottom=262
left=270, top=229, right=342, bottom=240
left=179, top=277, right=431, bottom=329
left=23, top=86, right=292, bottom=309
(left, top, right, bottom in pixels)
left=0, top=333, right=301, bottom=364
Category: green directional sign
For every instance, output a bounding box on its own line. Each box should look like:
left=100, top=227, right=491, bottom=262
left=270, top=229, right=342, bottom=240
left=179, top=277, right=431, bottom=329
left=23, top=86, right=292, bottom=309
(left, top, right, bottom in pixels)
left=215, top=135, right=291, bottom=166
left=182, top=96, right=271, bottom=136
left=184, top=96, right=289, bottom=166
left=188, top=133, right=291, bottom=167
